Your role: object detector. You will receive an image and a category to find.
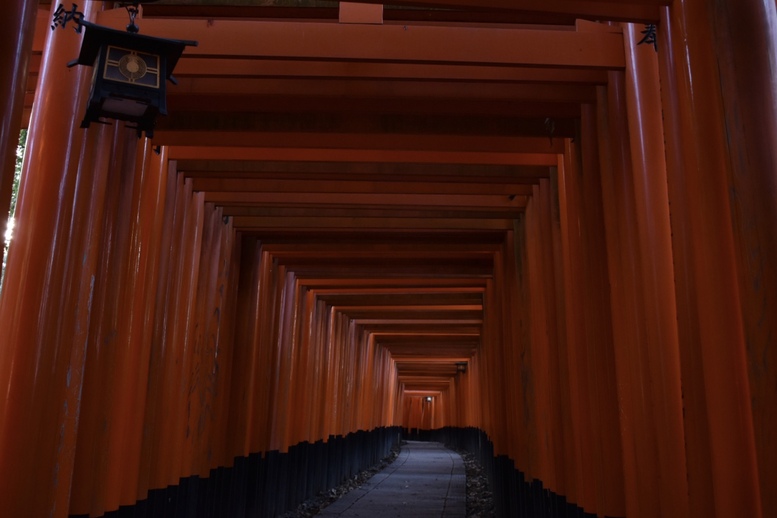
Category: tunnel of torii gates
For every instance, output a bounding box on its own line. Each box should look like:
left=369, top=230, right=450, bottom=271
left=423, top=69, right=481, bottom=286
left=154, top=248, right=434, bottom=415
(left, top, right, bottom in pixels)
left=0, top=0, right=776, bottom=517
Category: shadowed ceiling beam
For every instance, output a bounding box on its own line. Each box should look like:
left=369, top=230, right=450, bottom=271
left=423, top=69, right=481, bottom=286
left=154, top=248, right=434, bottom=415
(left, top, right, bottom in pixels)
left=177, top=160, right=551, bottom=177
left=168, top=146, right=560, bottom=165
left=330, top=0, right=663, bottom=22
left=164, top=79, right=598, bottom=103
left=259, top=241, right=502, bottom=254
left=229, top=216, right=517, bottom=230
left=315, top=293, right=483, bottom=306
left=190, top=178, right=537, bottom=195
left=171, top=58, right=609, bottom=84
left=203, top=192, right=527, bottom=209
left=166, top=96, right=581, bottom=119
left=141, top=0, right=662, bottom=23
left=218, top=206, right=520, bottom=220
left=155, top=131, right=565, bottom=153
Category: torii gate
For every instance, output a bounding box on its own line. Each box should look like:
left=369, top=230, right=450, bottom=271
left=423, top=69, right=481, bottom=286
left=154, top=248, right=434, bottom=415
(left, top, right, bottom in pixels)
left=0, top=1, right=776, bottom=517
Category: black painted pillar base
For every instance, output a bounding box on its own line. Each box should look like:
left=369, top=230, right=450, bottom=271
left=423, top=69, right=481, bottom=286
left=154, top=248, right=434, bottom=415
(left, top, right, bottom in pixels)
left=427, top=426, right=613, bottom=518
left=72, top=426, right=402, bottom=518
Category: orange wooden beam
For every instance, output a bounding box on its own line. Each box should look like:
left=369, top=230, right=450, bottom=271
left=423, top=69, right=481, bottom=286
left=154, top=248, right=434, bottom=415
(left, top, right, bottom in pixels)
left=298, top=278, right=487, bottom=288
left=229, top=215, right=516, bottom=231
left=352, top=316, right=482, bottom=325
left=96, top=13, right=626, bottom=70
left=155, top=131, right=564, bottom=154
left=337, top=303, right=481, bottom=312
left=393, top=348, right=477, bottom=358
left=171, top=58, right=608, bottom=84
left=178, top=161, right=552, bottom=180
left=204, top=192, right=525, bottom=208
left=313, top=289, right=483, bottom=303
left=260, top=242, right=500, bottom=255
left=220, top=207, right=519, bottom=223
left=163, top=79, right=597, bottom=103
left=190, top=178, right=537, bottom=196
left=168, top=146, right=560, bottom=166
left=166, top=95, right=581, bottom=119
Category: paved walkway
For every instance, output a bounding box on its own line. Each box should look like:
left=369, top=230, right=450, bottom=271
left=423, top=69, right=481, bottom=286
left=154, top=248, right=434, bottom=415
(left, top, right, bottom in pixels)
left=318, top=441, right=466, bottom=517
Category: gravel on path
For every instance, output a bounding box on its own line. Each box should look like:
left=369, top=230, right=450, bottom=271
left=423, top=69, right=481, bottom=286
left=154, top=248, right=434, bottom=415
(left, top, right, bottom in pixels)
left=280, top=442, right=495, bottom=518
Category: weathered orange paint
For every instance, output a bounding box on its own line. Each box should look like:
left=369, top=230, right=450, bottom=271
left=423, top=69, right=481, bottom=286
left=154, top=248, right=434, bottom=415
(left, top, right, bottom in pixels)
left=656, top=12, right=716, bottom=518
left=660, top=1, right=763, bottom=516
left=98, top=16, right=627, bottom=70
left=211, top=217, right=239, bottom=469
left=595, top=74, right=653, bottom=517
left=580, top=105, right=626, bottom=515
left=100, top=134, right=147, bottom=511
left=168, top=146, right=559, bottom=166
left=59, top=125, right=118, bottom=516
left=147, top=175, right=205, bottom=490
left=181, top=202, right=218, bottom=477
left=556, top=139, right=592, bottom=511
left=0, top=2, right=99, bottom=516
left=623, top=22, right=689, bottom=517
left=339, top=2, right=383, bottom=24
left=703, top=2, right=777, bottom=515
left=174, top=188, right=206, bottom=479
left=290, top=288, right=318, bottom=443
left=270, top=267, right=296, bottom=452
left=135, top=148, right=177, bottom=501
left=480, top=275, right=507, bottom=456
left=524, top=180, right=564, bottom=494
left=313, top=299, right=333, bottom=441
left=232, top=238, right=260, bottom=455
left=497, top=235, right=526, bottom=472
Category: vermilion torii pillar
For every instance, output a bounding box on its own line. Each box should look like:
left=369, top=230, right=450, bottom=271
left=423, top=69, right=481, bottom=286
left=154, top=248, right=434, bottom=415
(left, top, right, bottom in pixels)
left=0, top=0, right=37, bottom=248
left=0, top=1, right=98, bottom=514
left=0, top=2, right=170, bottom=516
left=659, top=0, right=777, bottom=516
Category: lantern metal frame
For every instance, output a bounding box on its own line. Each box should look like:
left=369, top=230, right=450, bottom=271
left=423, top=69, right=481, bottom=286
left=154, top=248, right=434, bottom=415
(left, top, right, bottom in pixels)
left=67, top=16, right=196, bottom=138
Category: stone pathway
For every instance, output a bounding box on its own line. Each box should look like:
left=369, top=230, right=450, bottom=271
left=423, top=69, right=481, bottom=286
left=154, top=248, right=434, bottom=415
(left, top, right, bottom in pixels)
left=317, top=441, right=466, bottom=517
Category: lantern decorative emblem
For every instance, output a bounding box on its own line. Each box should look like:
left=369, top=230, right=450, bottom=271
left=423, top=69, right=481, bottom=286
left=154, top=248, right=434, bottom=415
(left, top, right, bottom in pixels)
left=108, top=47, right=157, bottom=86
left=55, top=2, right=197, bottom=138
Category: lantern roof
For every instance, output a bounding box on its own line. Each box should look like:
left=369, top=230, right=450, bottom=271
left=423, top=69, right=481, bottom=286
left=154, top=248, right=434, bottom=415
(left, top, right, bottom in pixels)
left=69, top=19, right=197, bottom=78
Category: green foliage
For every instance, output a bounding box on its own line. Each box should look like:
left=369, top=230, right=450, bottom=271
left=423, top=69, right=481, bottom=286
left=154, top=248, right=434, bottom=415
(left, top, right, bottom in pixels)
left=12, top=129, right=26, bottom=216
left=1, top=129, right=26, bottom=289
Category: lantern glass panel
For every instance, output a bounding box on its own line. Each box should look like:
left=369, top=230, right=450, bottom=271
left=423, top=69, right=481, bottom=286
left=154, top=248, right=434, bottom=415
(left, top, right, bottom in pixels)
left=102, top=97, right=149, bottom=117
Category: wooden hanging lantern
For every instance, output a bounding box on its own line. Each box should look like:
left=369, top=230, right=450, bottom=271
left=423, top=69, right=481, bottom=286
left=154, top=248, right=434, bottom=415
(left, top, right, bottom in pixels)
left=66, top=7, right=196, bottom=138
